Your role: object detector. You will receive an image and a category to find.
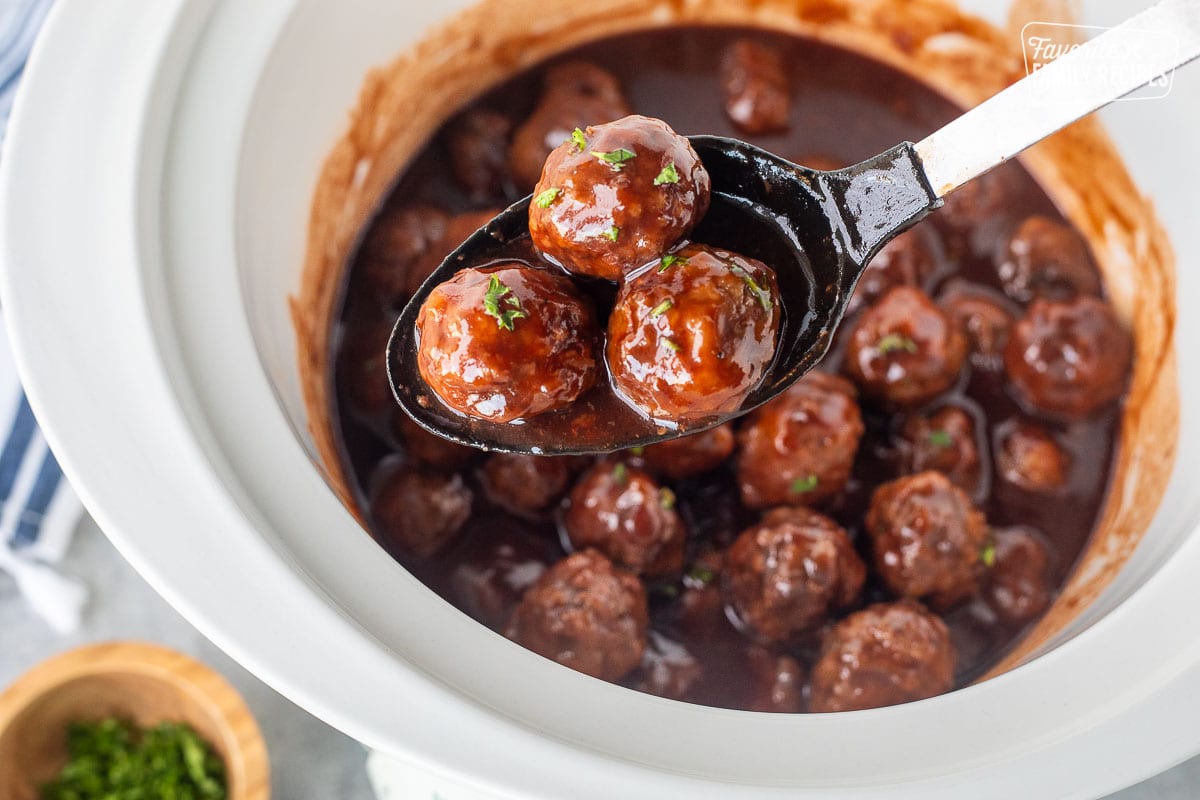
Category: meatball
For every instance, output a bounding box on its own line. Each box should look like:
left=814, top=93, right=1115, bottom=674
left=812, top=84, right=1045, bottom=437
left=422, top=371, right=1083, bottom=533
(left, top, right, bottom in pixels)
left=724, top=507, right=865, bottom=643
left=562, top=462, right=686, bottom=577
left=608, top=244, right=780, bottom=422
left=847, top=227, right=940, bottom=316
left=443, top=109, right=516, bottom=203
left=994, top=216, right=1100, bottom=304
left=635, top=631, right=703, bottom=701
left=505, top=549, right=649, bottom=681
left=674, top=550, right=728, bottom=640
left=931, top=169, right=1007, bottom=239
left=449, top=519, right=556, bottom=629
left=481, top=453, right=575, bottom=516
left=983, top=526, right=1054, bottom=625
left=509, top=62, right=631, bottom=191
left=744, top=647, right=805, bottom=713
left=808, top=600, right=956, bottom=712
left=405, top=209, right=500, bottom=297
left=844, top=286, right=968, bottom=407
left=718, top=39, right=792, bottom=135
left=638, top=424, right=735, bottom=480
left=529, top=115, right=711, bottom=281
left=995, top=419, right=1070, bottom=492
left=416, top=265, right=600, bottom=422
left=938, top=280, right=1017, bottom=371
left=865, top=471, right=988, bottom=606
left=368, top=461, right=473, bottom=558
left=358, top=205, right=449, bottom=306
left=896, top=405, right=983, bottom=496
left=735, top=371, right=864, bottom=509
left=337, top=316, right=395, bottom=420
left=393, top=412, right=478, bottom=470
left=1004, top=296, right=1131, bottom=419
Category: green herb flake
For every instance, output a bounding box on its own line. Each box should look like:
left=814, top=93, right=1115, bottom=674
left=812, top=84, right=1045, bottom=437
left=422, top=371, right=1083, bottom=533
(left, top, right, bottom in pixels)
left=790, top=474, right=819, bottom=495
left=688, top=564, right=717, bottom=585
left=658, top=583, right=680, bottom=599
left=654, top=162, right=681, bottom=185
left=650, top=299, right=674, bottom=318
left=483, top=274, right=528, bottom=331
left=658, top=254, right=689, bottom=273
left=731, top=266, right=772, bottom=312
left=592, top=147, right=637, bottom=170
left=603, top=225, right=620, bottom=242
left=877, top=333, right=918, bottom=355
left=612, top=462, right=629, bottom=486
left=571, top=127, right=588, bottom=152
left=659, top=487, right=677, bottom=510
left=40, top=718, right=227, bottom=800
left=663, top=338, right=682, bottom=352
left=533, top=187, right=561, bottom=208
left=630, top=446, right=645, bottom=457
left=928, top=429, right=954, bottom=449
left=980, top=541, right=997, bottom=568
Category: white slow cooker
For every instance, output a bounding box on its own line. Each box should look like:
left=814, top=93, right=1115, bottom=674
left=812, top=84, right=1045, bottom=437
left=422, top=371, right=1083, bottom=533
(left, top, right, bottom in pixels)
left=2, top=1, right=1199, bottom=797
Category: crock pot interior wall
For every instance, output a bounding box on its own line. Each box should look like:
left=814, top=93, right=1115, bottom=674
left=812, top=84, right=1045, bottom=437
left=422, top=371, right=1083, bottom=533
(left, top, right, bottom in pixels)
left=258, top=0, right=1186, bottom=676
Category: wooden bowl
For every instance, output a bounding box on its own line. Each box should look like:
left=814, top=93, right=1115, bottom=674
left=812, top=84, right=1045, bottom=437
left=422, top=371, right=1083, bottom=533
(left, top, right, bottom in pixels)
left=0, top=642, right=269, bottom=800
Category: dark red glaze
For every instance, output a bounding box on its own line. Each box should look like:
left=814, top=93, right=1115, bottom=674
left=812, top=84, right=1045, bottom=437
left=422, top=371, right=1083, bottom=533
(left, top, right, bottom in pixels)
left=415, top=264, right=600, bottom=422
left=719, top=39, right=792, bottom=135
left=735, top=371, right=864, bottom=509
left=638, top=423, right=735, bottom=479
left=808, top=600, right=955, bottom=712
left=994, top=215, right=1100, bottom=304
left=607, top=243, right=780, bottom=422
left=505, top=549, right=649, bottom=681
left=529, top=115, right=711, bottom=281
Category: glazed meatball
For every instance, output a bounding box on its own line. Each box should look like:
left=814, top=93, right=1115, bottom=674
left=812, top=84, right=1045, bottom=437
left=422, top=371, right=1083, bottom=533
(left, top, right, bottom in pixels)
left=443, top=109, right=516, bottom=202
left=735, top=371, right=864, bottom=509
left=562, top=462, right=686, bottom=577
left=896, top=405, right=983, bottom=496
left=1004, top=296, right=1131, bottom=419
left=674, top=550, right=728, bottom=640
left=481, top=453, right=575, bottom=516
left=416, top=265, right=600, bottom=422
left=608, top=244, right=780, bottom=422
left=744, top=647, right=805, bottom=713
left=337, top=316, right=395, bottom=420
left=449, top=520, right=556, bottom=629
left=724, top=507, right=865, bottom=643
left=865, top=471, right=988, bottom=606
left=995, top=419, right=1070, bottom=492
left=509, top=62, right=632, bottom=190
left=405, top=209, right=500, bottom=297
left=636, top=631, right=703, bottom=701
left=718, top=39, right=792, bottom=135
left=983, top=526, right=1054, bottom=625
left=368, top=461, right=473, bottom=558
left=358, top=205, right=449, bottom=305
left=506, top=549, right=649, bottom=681
left=844, top=286, right=968, bottom=407
left=931, top=169, right=1007, bottom=239
left=994, top=216, right=1100, bottom=304
left=638, top=423, right=735, bottom=480
left=808, top=600, right=956, bottom=712
left=393, top=413, right=478, bottom=470
left=847, top=227, right=940, bottom=316
left=938, top=280, right=1017, bottom=371
left=529, top=115, right=711, bottom=281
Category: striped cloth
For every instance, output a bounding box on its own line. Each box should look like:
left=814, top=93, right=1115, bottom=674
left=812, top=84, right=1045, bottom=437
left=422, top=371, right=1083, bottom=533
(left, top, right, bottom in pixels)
left=0, top=0, right=87, bottom=633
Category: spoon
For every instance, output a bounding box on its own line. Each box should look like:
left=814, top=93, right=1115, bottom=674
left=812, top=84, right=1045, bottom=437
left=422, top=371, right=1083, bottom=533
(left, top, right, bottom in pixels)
left=389, top=0, right=1200, bottom=455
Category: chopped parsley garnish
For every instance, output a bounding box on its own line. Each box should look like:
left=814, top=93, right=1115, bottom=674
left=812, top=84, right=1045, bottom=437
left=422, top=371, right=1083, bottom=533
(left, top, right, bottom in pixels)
left=663, top=338, right=682, bottom=352
left=612, top=462, right=629, bottom=486
left=790, top=474, right=819, bottom=495
left=40, top=718, right=227, bottom=800
left=877, top=333, right=918, bottom=354
left=533, top=187, right=560, bottom=208
left=483, top=275, right=527, bottom=331
left=571, top=127, right=588, bottom=152
left=928, top=429, right=954, bottom=449
left=658, top=254, right=688, bottom=273
left=630, top=446, right=645, bottom=457
left=650, top=299, right=673, bottom=318
left=688, top=564, right=716, bottom=585
left=980, top=541, right=997, bottom=568
left=731, top=266, right=772, bottom=312
left=603, top=225, right=620, bottom=242
left=659, top=487, right=676, bottom=510
left=592, top=147, right=637, bottom=170
left=654, top=162, right=681, bottom=185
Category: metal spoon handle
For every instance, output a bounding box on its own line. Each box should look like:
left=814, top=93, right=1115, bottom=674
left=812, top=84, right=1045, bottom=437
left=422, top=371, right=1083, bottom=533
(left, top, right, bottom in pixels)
left=916, top=0, right=1200, bottom=198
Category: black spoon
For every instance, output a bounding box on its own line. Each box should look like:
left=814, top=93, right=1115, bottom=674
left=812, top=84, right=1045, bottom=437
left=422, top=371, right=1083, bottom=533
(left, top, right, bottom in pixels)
left=388, top=0, right=1199, bottom=455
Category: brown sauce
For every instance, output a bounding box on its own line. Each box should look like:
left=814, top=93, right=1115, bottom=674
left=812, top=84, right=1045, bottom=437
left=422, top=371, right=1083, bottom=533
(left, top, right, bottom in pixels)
left=328, top=27, right=1120, bottom=708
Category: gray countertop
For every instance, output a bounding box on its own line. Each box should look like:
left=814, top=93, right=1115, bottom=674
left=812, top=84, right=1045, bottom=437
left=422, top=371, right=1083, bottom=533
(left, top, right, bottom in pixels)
left=0, top=516, right=1194, bottom=799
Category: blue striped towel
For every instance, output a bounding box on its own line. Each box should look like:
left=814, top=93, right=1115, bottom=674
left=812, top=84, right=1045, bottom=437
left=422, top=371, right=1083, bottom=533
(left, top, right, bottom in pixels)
left=0, top=0, right=87, bottom=633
